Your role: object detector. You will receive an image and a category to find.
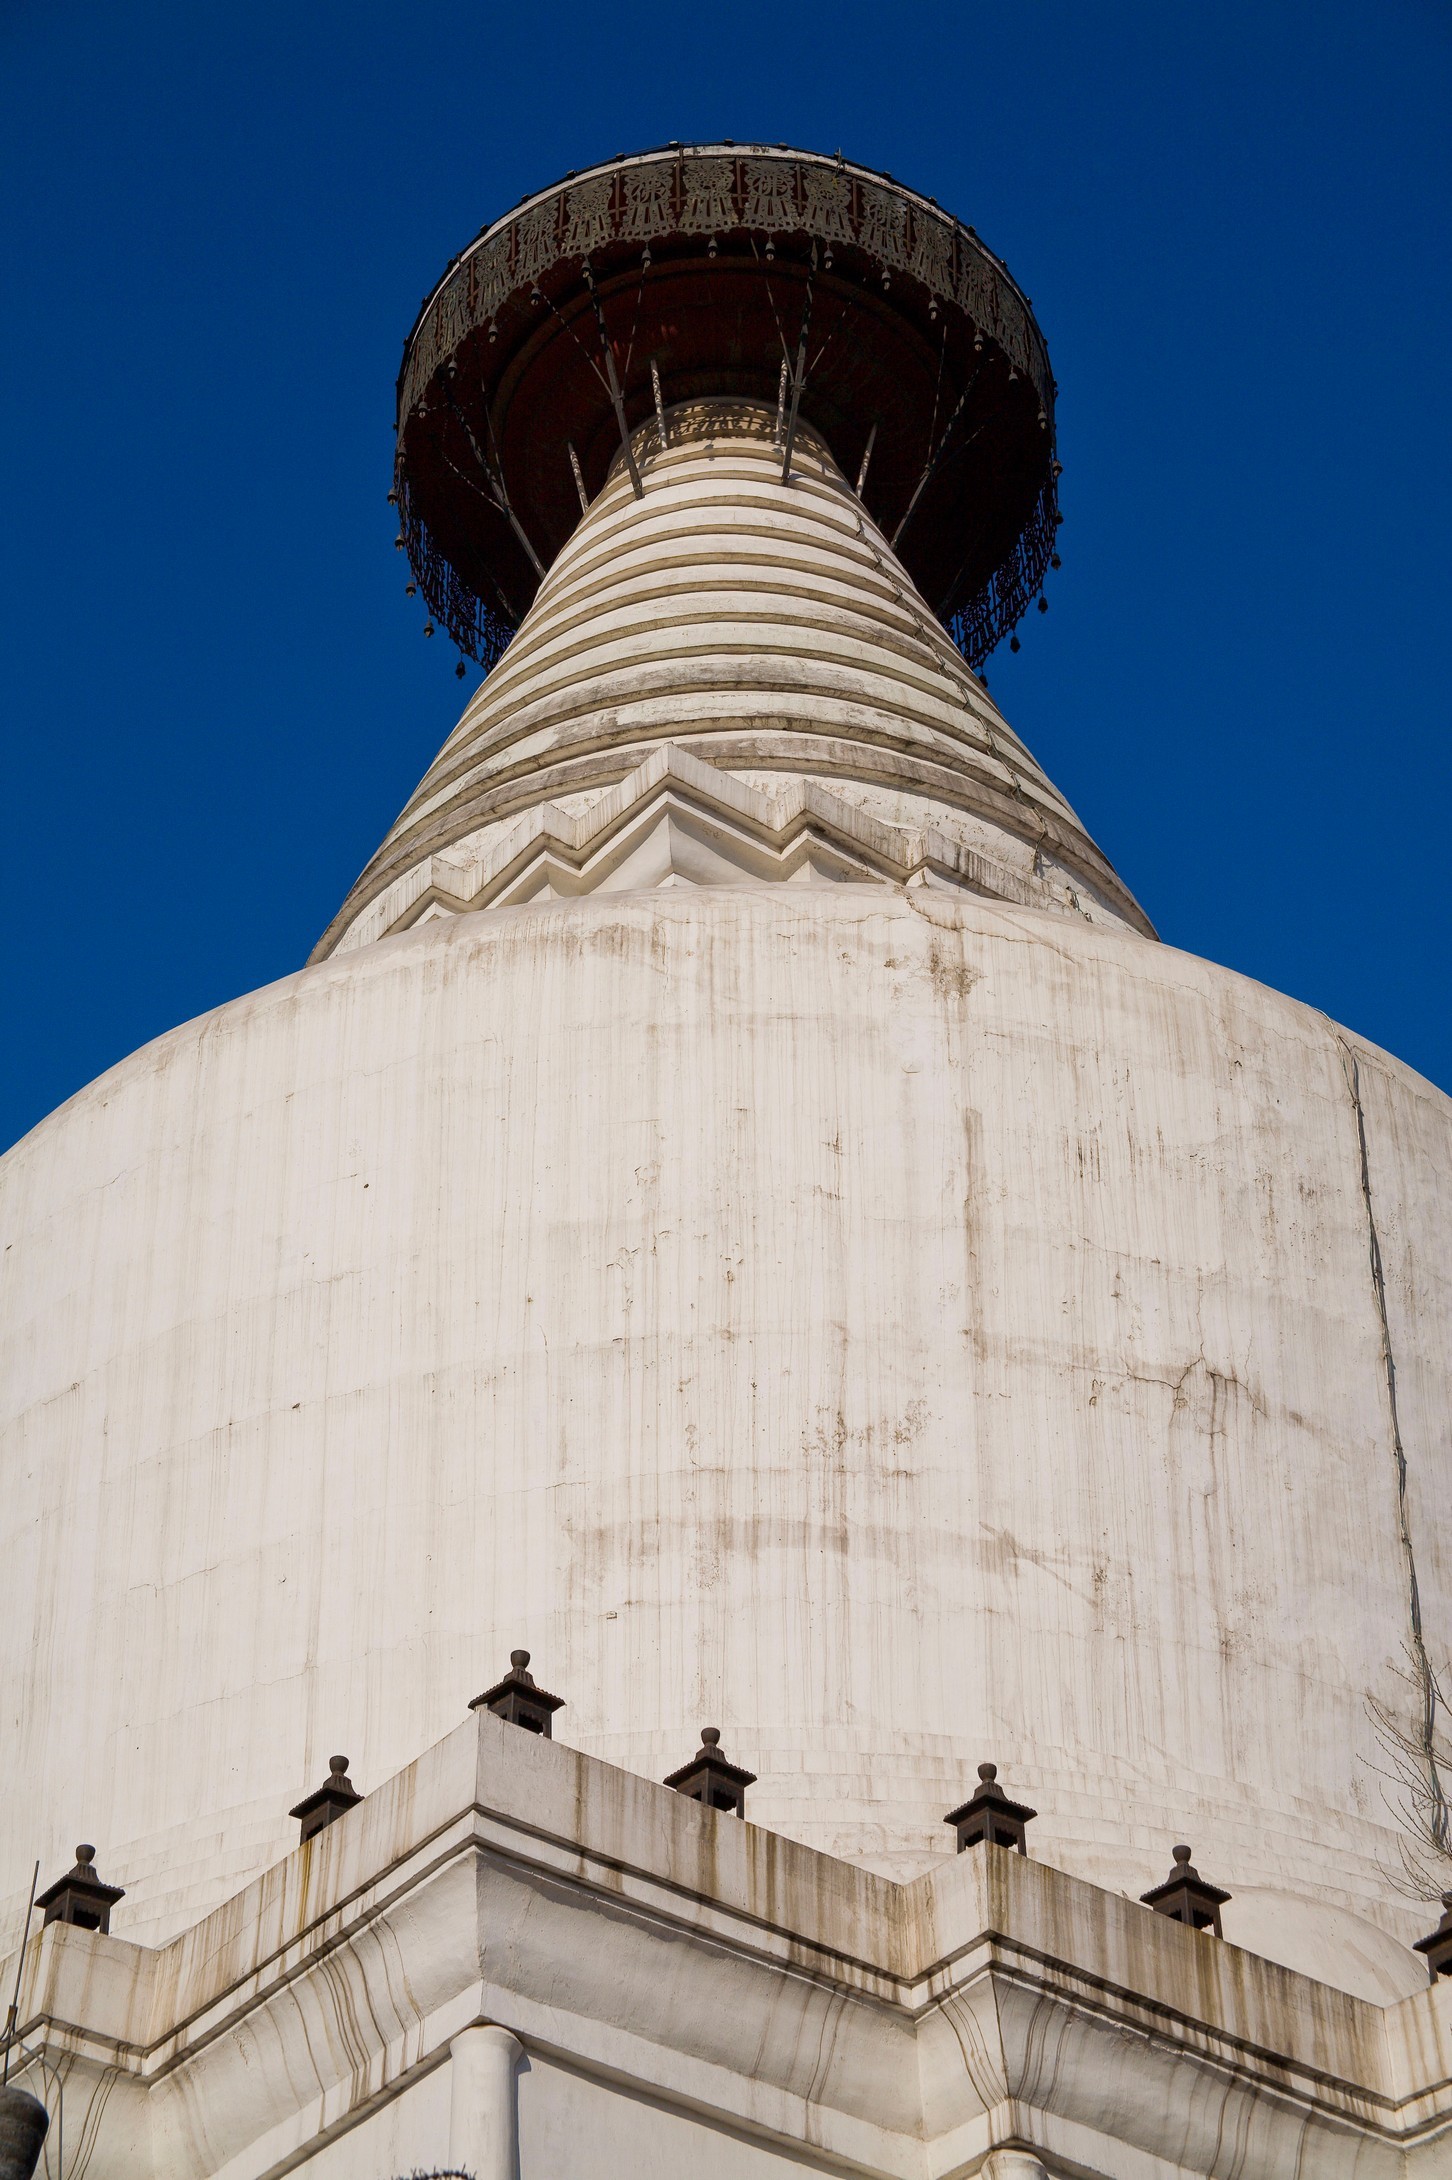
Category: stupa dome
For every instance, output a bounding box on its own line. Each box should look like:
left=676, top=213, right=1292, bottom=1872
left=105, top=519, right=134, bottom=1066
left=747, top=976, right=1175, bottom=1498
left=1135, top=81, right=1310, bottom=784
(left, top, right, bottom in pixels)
left=2, top=149, right=1449, bottom=2030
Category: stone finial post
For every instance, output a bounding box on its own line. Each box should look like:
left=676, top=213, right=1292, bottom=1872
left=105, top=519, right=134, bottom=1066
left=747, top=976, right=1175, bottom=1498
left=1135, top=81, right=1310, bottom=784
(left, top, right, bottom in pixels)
left=1140, top=1844, right=1232, bottom=1937
left=663, top=1727, right=757, bottom=1816
left=469, top=1650, right=565, bottom=1737
left=35, top=1846, right=124, bottom=1934
left=288, top=1756, right=363, bottom=1843
left=1413, top=1891, right=1452, bottom=1982
left=943, top=1764, right=1037, bottom=1854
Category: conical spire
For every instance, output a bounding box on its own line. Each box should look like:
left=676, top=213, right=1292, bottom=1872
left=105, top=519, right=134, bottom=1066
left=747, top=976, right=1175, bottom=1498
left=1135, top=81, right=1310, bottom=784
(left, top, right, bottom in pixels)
left=315, top=400, right=1150, bottom=958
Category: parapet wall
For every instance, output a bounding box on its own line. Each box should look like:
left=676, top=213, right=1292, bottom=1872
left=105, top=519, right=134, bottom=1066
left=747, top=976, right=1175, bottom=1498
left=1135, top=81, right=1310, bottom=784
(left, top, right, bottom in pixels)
left=3, top=1707, right=1450, bottom=2178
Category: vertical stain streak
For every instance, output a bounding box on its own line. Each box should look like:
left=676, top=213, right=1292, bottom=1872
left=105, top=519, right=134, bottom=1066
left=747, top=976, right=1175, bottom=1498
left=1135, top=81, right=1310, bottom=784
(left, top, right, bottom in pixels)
left=1338, top=1034, right=1449, bottom=1851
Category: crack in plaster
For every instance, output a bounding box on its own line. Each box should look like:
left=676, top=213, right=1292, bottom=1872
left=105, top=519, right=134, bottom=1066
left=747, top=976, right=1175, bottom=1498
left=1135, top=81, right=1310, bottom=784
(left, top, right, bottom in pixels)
left=1337, top=1033, right=1450, bottom=1856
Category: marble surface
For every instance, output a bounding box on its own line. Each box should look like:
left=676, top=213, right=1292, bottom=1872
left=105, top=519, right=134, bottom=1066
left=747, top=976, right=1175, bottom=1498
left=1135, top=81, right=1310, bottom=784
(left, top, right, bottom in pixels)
left=3, top=1708, right=1449, bottom=2178
left=2, top=884, right=1448, bottom=1993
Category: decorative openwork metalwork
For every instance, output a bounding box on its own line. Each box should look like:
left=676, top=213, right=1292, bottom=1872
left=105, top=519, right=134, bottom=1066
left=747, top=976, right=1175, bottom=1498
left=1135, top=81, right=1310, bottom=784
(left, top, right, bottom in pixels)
left=393, top=144, right=1060, bottom=673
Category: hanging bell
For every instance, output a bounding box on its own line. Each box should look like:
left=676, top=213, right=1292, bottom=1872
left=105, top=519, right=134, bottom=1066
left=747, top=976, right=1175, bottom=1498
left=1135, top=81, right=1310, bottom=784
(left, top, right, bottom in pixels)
left=1008, top=366, right=1019, bottom=384
left=708, top=237, right=717, bottom=257
left=1010, top=636, right=1021, bottom=652
left=455, top=659, right=466, bottom=679
left=1037, top=595, right=1048, bottom=614
left=405, top=581, right=417, bottom=596
left=973, top=329, right=984, bottom=353
left=1050, top=554, right=1061, bottom=571
left=423, top=621, right=435, bottom=638
left=765, top=237, right=775, bottom=260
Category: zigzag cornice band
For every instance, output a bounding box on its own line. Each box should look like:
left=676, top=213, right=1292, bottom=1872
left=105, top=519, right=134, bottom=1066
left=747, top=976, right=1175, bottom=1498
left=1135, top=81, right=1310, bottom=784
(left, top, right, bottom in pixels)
left=326, top=743, right=1126, bottom=958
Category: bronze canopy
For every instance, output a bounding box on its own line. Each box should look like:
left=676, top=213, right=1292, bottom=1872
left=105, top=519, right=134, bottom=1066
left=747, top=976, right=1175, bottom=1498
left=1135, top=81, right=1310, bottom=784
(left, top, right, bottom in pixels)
left=394, top=143, right=1060, bottom=670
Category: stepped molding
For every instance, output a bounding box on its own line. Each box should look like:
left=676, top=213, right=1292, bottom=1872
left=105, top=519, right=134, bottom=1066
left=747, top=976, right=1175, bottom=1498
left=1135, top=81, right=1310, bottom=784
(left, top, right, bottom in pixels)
left=317, top=399, right=1152, bottom=957
left=331, top=742, right=1060, bottom=954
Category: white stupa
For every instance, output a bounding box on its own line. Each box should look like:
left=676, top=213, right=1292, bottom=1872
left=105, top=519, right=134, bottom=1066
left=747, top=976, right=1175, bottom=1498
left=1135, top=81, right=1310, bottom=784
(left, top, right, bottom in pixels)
left=2, top=148, right=1449, bottom=2180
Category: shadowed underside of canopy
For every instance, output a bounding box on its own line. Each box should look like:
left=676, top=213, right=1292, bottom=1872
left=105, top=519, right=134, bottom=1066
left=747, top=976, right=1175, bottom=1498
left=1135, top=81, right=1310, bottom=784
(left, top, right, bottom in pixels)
left=392, top=144, right=1062, bottom=674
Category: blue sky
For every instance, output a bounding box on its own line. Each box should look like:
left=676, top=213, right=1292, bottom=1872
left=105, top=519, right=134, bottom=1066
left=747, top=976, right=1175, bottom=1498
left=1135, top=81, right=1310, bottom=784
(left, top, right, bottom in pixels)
left=1, top=0, right=1448, bottom=1150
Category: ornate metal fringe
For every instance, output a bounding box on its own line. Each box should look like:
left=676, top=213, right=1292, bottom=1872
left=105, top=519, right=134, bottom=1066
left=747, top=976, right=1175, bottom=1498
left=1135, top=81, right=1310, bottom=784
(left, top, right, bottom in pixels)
left=399, top=475, right=516, bottom=670
left=399, top=150, right=1054, bottom=430
left=396, top=147, right=1061, bottom=673
left=947, top=478, right=1057, bottom=671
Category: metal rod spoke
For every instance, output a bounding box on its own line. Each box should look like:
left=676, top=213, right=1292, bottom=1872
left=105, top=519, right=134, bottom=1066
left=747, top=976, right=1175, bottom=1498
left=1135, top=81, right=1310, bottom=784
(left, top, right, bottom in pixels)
left=750, top=236, right=794, bottom=371
left=855, top=423, right=878, bottom=499
left=622, top=248, right=651, bottom=378
left=584, top=261, right=643, bottom=499
left=441, top=380, right=547, bottom=578
left=1, top=1860, right=39, bottom=2085
left=780, top=242, right=817, bottom=484
left=890, top=360, right=986, bottom=549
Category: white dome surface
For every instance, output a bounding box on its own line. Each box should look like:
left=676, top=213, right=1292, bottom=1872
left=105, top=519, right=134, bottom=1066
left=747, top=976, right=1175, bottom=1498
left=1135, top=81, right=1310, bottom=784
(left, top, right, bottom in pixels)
left=3, top=885, right=1448, bottom=2003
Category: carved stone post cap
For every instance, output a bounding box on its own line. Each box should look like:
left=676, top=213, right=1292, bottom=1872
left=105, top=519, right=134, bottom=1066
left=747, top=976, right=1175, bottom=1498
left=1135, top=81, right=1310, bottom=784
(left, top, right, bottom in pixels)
left=35, top=1843, right=125, bottom=1930
left=470, top=1649, right=566, bottom=1734
left=943, top=1763, right=1037, bottom=1853
left=289, top=1755, right=363, bottom=1840
left=664, top=1726, right=757, bottom=1812
left=1413, top=1890, right=1452, bottom=1976
left=1140, top=1840, right=1231, bottom=1933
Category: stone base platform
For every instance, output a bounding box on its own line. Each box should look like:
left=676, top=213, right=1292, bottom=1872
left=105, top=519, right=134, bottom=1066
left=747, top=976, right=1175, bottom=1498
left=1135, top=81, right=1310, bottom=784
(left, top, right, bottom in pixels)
left=5, top=1710, right=1450, bottom=2178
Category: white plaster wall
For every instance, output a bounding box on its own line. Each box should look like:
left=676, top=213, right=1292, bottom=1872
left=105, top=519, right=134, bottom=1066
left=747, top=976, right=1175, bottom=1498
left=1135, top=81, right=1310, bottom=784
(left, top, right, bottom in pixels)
left=517, top=2050, right=841, bottom=2178
left=1, top=888, right=1448, bottom=1991
left=272, top=2069, right=450, bottom=2180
